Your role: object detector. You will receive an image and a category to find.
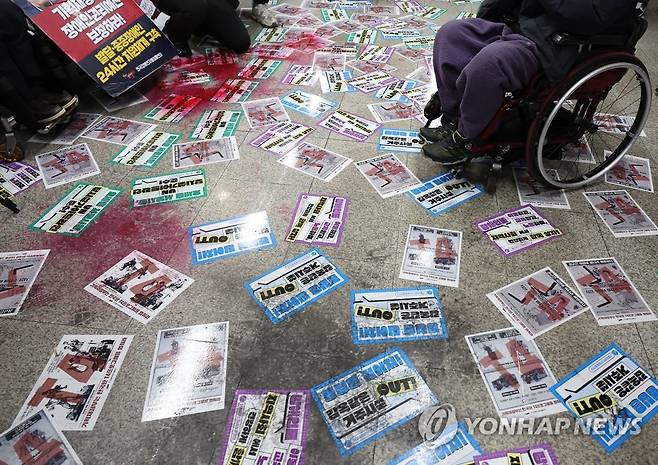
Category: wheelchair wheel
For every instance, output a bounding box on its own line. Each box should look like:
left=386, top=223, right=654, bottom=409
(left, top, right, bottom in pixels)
left=526, top=52, right=652, bottom=189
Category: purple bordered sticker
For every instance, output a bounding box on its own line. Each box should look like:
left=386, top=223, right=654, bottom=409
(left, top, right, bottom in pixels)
left=285, top=193, right=349, bottom=247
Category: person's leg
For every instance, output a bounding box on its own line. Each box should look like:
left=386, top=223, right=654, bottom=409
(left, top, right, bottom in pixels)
left=156, top=0, right=208, bottom=55
left=456, top=33, right=540, bottom=139
left=433, top=18, right=509, bottom=121
left=202, top=0, right=251, bottom=54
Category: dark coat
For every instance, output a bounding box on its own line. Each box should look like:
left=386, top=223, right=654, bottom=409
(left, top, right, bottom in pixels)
left=477, top=0, right=638, bottom=82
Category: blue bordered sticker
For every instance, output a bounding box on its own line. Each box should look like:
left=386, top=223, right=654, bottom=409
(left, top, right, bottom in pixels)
left=311, top=347, right=438, bottom=456
left=244, top=248, right=348, bottom=324
left=351, top=287, right=448, bottom=344
left=408, top=171, right=484, bottom=216
left=188, top=211, right=277, bottom=265
left=550, top=342, right=658, bottom=453
left=377, top=128, right=424, bottom=153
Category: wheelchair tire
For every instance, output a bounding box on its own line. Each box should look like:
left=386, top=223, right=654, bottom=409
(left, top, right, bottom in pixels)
left=526, top=52, right=652, bottom=189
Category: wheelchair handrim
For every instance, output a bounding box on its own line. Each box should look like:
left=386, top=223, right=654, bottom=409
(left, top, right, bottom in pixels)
left=536, top=62, right=652, bottom=189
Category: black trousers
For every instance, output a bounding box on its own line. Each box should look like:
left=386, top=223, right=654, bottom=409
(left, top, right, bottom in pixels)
left=155, top=0, right=258, bottom=53
left=0, top=0, right=42, bottom=101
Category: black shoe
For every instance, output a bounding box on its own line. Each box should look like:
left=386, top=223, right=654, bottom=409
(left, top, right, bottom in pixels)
left=36, top=90, right=78, bottom=112
left=420, top=118, right=457, bottom=142
left=423, top=91, right=442, bottom=122
left=28, top=98, right=66, bottom=125
left=422, top=131, right=473, bottom=166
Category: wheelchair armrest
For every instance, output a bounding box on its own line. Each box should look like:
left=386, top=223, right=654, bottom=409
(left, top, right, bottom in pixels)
left=552, top=32, right=629, bottom=47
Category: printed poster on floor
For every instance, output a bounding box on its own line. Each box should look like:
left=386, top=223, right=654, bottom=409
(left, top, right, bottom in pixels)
left=285, top=193, right=349, bottom=247
left=111, top=130, right=180, bottom=167
left=241, top=98, right=291, bottom=129
left=11, top=0, right=177, bottom=96
left=512, top=167, right=571, bottom=210
left=0, top=249, right=50, bottom=317
left=355, top=154, right=420, bottom=198
left=351, top=287, right=447, bottom=344
left=277, top=142, right=352, bottom=182
left=375, top=81, right=418, bottom=103
left=237, top=58, right=282, bottom=80
left=217, top=389, right=311, bottom=465
left=281, top=91, right=337, bottom=118
left=129, top=169, right=207, bottom=208
left=28, top=112, right=101, bottom=145
left=244, top=248, right=348, bottom=324
left=409, top=171, right=484, bottom=216
left=389, top=421, right=481, bottom=465
left=144, top=94, right=201, bottom=123
left=584, top=190, right=658, bottom=237
left=550, top=343, right=658, bottom=453
left=604, top=153, right=653, bottom=192
left=592, top=113, right=646, bottom=136
left=85, top=250, right=194, bottom=324
left=311, top=348, right=437, bottom=456
left=487, top=267, right=589, bottom=340
left=14, top=335, right=133, bottom=430
left=0, top=410, right=83, bottom=465
left=89, top=88, right=148, bottom=112
left=173, top=138, right=240, bottom=168
left=211, top=79, right=259, bottom=103
left=563, top=257, right=656, bottom=325
left=399, top=225, right=462, bottom=288
left=368, top=102, right=418, bottom=123
left=35, top=144, right=100, bottom=189
left=473, top=444, right=559, bottom=465
left=319, top=70, right=356, bottom=93
left=349, top=71, right=399, bottom=93
left=465, top=328, right=564, bottom=418
left=191, top=110, right=243, bottom=140
left=188, top=211, right=276, bottom=265
left=251, top=122, right=315, bottom=155
left=30, top=184, right=121, bottom=236
left=313, top=52, right=346, bottom=72
left=0, top=161, right=41, bottom=196
left=82, top=116, right=156, bottom=146
left=142, top=322, right=229, bottom=421
left=358, top=45, right=395, bottom=64
left=281, top=65, right=318, bottom=86
left=474, top=205, right=562, bottom=257
left=346, top=29, right=378, bottom=45
left=348, top=60, right=396, bottom=75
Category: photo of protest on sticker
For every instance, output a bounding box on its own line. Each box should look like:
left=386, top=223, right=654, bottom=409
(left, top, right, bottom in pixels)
left=474, top=205, right=562, bottom=257
left=217, top=389, right=311, bottom=465
left=29, top=184, right=121, bottom=236
left=311, top=348, right=437, bottom=456
left=351, top=287, right=447, bottom=344
left=400, top=225, right=462, bottom=288
left=487, top=267, right=590, bottom=339
left=0, top=249, right=50, bottom=317
left=512, top=167, right=571, bottom=210
left=584, top=190, right=658, bottom=237
left=244, top=248, right=348, bottom=324
left=173, top=138, right=240, bottom=168
left=85, top=250, right=194, bottom=324
left=465, top=328, right=564, bottom=418
left=563, top=257, right=656, bottom=325
left=604, top=153, right=654, bottom=193
left=112, top=131, right=180, bottom=167
left=14, top=335, right=133, bottom=430
left=550, top=343, right=658, bottom=453
left=35, top=144, right=100, bottom=189
left=285, top=193, right=349, bottom=247
left=191, top=110, right=243, bottom=140
left=241, top=98, right=291, bottom=129
left=82, top=116, right=156, bottom=146
left=1, top=410, right=83, bottom=465
left=409, top=171, right=484, bottom=216
left=277, top=142, right=352, bottom=182
left=188, top=211, right=276, bottom=265
left=143, top=322, right=229, bottom=421
left=130, top=169, right=208, bottom=208
left=355, top=154, right=420, bottom=198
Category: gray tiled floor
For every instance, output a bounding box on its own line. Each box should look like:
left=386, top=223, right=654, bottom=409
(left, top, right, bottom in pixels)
left=2, top=1, right=658, bottom=464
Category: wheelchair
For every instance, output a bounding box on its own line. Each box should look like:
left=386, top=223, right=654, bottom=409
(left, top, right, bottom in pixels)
left=423, top=4, right=653, bottom=192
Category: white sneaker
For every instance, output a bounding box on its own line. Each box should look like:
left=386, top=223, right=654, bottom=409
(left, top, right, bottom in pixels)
left=251, top=3, right=278, bottom=27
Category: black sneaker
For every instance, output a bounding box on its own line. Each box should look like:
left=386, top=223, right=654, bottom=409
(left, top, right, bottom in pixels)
left=422, top=130, right=473, bottom=166
left=28, top=98, right=66, bottom=125
left=420, top=118, right=457, bottom=142
left=37, top=90, right=78, bottom=112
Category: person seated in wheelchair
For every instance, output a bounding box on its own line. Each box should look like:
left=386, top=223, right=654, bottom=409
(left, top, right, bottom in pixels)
left=421, top=0, right=640, bottom=166
left=0, top=0, right=78, bottom=128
